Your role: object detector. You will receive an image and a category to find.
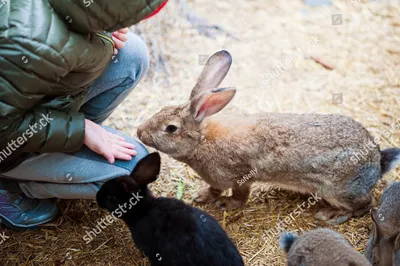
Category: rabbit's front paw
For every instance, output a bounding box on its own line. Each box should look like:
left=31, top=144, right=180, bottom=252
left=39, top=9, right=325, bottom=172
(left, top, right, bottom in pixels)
left=193, top=187, right=221, bottom=204
left=216, top=196, right=245, bottom=210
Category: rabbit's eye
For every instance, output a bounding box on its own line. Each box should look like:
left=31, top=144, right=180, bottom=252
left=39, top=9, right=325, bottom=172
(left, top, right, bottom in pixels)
left=165, top=125, right=178, bottom=133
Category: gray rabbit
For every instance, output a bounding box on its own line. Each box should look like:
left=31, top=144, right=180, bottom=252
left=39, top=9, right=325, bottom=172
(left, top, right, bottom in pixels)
left=137, top=50, right=400, bottom=224
left=365, top=182, right=400, bottom=266
left=280, top=228, right=372, bottom=266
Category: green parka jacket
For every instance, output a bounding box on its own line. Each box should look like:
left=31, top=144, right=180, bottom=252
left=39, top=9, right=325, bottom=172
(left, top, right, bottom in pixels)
left=0, top=0, right=166, bottom=172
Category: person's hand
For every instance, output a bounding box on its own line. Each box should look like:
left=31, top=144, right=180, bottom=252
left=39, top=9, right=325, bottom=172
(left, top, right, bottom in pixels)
left=84, top=119, right=137, bottom=164
left=112, top=28, right=129, bottom=55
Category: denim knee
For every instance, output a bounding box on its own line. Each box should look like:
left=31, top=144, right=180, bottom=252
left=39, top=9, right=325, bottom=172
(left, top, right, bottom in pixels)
left=102, top=126, right=149, bottom=172
left=115, top=32, right=149, bottom=87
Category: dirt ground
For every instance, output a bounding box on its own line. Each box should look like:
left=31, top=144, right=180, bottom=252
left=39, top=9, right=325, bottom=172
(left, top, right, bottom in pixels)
left=1, top=0, right=400, bottom=265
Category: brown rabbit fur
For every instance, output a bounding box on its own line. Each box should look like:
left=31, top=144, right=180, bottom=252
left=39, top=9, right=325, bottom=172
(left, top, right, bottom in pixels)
left=137, top=50, right=400, bottom=225
left=280, top=228, right=372, bottom=266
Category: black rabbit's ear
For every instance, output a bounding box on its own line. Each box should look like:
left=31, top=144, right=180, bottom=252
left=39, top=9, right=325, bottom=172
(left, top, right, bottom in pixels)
left=371, top=209, right=383, bottom=245
left=120, top=176, right=137, bottom=192
left=130, top=152, right=161, bottom=186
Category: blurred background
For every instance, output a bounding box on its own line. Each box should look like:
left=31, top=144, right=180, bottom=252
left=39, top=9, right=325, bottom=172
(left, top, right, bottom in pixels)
left=2, top=0, right=399, bottom=265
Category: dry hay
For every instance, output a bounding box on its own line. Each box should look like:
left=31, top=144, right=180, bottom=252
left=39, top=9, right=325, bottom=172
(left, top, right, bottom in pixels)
left=1, top=0, right=399, bottom=265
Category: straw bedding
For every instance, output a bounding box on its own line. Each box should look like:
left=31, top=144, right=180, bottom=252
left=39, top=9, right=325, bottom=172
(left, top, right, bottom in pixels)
left=1, top=0, right=399, bottom=265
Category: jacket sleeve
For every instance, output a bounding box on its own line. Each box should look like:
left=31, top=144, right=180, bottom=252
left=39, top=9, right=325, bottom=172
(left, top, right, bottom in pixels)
left=0, top=37, right=88, bottom=154
left=13, top=108, right=85, bottom=153
left=0, top=73, right=86, bottom=154
left=0, top=104, right=85, bottom=153
left=48, top=0, right=168, bottom=34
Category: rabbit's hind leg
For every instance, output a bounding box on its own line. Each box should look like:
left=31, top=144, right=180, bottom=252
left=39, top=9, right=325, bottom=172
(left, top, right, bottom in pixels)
left=314, top=193, right=372, bottom=224
left=315, top=165, right=379, bottom=224
left=216, top=183, right=251, bottom=210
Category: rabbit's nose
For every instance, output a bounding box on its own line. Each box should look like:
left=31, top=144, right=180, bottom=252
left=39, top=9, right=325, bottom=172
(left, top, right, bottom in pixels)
left=137, top=125, right=151, bottom=143
left=137, top=124, right=155, bottom=147
left=137, top=126, right=144, bottom=140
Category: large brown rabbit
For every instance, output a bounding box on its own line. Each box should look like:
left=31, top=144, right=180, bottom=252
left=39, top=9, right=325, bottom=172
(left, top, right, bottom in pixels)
left=137, top=50, right=400, bottom=224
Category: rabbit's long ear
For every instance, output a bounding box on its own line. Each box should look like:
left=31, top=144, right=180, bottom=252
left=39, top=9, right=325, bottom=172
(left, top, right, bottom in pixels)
left=389, top=232, right=400, bottom=247
left=190, top=50, right=232, bottom=100
left=378, top=232, right=398, bottom=266
left=130, top=152, right=161, bottom=186
left=190, top=87, right=236, bottom=122
left=371, top=209, right=383, bottom=246
left=395, top=232, right=400, bottom=250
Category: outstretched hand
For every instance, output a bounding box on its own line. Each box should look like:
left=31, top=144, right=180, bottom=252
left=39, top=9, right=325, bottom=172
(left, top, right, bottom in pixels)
left=84, top=119, right=136, bottom=164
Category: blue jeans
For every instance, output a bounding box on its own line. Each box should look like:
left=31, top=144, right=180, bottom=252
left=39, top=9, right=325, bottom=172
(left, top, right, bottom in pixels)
left=0, top=32, right=149, bottom=199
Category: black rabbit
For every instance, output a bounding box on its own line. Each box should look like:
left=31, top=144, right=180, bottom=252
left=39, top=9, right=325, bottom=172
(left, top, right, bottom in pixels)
left=96, top=152, right=244, bottom=266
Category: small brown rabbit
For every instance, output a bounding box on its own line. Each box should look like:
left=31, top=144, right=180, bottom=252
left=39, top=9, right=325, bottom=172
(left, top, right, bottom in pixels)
left=137, top=50, right=400, bottom=224
left=280, top=228, right=372, bottom=266
left=365, top=182, right=400, bottom=266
